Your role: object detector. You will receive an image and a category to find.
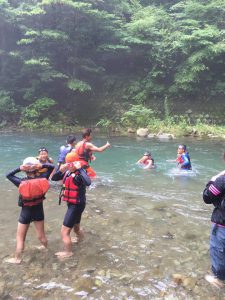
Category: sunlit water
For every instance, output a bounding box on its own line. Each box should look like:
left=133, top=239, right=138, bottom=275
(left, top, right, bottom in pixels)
left=1, top=133, right=225, bottom=299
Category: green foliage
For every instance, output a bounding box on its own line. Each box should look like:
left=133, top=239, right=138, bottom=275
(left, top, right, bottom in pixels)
left=0, top=0, right=225, bottom=130
left=96, top=118, right=113, bottom=132
left=20, top=97, right=56, bottom=128
left=120, top=104, right=156, bottom=128
left=67, top=79, right=91, bottom=92
left=0, top=90, right=18, bottom=122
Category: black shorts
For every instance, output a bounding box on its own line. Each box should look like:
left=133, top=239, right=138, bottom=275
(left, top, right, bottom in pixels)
left=63, top=202, right=86, bottom=228
left=19, top=203, right=44, bottom=225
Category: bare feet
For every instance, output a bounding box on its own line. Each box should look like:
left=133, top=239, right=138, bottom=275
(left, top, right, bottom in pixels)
left=4, top=257, right=21, bottom=264
left=55, top=251, right=73, bottom=258
left=205, top=274, right=224, bottom=288
left=33, top=245, right=48, bottom=251
left=72, top=230, right=84, bottom=243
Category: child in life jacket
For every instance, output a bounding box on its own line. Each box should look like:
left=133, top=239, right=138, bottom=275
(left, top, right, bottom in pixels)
left=37, top=147, right=54, bottom=177
left=137, top=151, right=155, bottom=169
left=176, top=144, right=192, bottom=170
left=51, top=161, right=91, bottom=258
left=5, top=157, right=55, bottom=264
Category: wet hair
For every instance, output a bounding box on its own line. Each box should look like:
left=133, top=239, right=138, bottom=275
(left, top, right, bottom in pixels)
left=82, top=128, right=92, bottom=138
left=178, top=144, right=186, bottom=151
left=144, top=151, right=151, bottom=157
left=66, top=135, right=76, bottom=144
left=38, top=147, right=48, bottom=153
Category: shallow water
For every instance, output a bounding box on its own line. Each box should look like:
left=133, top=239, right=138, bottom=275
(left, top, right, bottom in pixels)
left=1, top=133, right=225, bottom=299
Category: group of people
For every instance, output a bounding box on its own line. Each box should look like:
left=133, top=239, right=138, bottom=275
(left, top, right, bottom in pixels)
left=5, top=128, right=110, bottom=263
left=5, top=130, right=225, bottom=290
left=5, top=137, right=193, bottom=264
left=137, top=144, right=192, bottom=170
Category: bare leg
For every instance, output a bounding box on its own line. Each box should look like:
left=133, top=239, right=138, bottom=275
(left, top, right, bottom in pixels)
left=34, top=220, right=48, bottom=249
left=71, top=224, right=84, bottom=243
left=5, top=222, right=29, bottom=264
left=55, top=225, right=73, bottom=258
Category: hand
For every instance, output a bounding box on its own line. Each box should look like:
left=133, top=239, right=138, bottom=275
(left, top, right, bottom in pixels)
left=59, top=163, right=68, bottom=173
left=106, top=141, right=111, bottom=148
left=34, top=163, right=43, bottom=170
left=67, top=161, right=81, bottom=172
left=20, top=164, right=39, bottom=172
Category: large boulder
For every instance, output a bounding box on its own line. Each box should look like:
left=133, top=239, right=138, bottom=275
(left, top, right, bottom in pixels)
left=157, top=133, right=174, bottom=140
left=137, top=128, right=149, bottom=137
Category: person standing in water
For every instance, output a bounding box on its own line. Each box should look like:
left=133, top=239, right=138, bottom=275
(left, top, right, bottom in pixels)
left=203, top=169, right=225, bottom=288
left=137, top=151, right=155, bottom=169
left=176, top=144, right=192, bottom=170
left=75, top=128, right=110, bottom=167
left=57, top=135, right=77, bottom=168
left=5, top=157, right=54, bottom=264
left=51, top=161, right=91, bottom=258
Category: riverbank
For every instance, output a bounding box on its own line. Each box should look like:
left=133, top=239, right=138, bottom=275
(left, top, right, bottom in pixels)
left=1, top=122, right=225, bottom=140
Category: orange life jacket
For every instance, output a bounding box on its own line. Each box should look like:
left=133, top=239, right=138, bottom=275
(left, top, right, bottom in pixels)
left=18, top=178, right=50, bottom=206
left=61, top=172, right=80, bottom=204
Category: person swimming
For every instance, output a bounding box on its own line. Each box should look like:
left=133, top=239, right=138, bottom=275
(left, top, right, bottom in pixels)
left=137, top=151, right=155, bottom=169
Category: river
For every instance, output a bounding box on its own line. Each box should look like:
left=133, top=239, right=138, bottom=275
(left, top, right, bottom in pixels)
left=0, top=132, right=225, bottom=299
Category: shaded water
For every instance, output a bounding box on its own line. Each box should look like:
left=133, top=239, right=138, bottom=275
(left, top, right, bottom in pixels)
left=1, top=133, right=225, bottom=299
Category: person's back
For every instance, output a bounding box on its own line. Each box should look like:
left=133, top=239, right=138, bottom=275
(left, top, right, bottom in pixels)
left=57, top=135, right=76, bottom=165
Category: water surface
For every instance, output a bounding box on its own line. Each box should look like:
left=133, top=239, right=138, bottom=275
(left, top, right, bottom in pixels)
left=1, top=133, right=225, bottom=299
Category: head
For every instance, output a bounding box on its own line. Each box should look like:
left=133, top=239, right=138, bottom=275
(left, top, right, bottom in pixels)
left=177, top=144, right=186, bottom=154
left=38, top=147, right=49, bottom=162
left=22, top=157, right=39, bottom=176
left=82, top=128, right=92, bottom=141
left=144, top=151, right=151, bottom=158
left=66, top=135, right=76, bottom=146
left=67, top=161, right=81, bottom=172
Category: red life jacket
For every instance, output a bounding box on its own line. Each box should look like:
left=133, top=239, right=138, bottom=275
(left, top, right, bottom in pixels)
left=62, top=172, right=80, bottom=204
left=18, top=178, right=50, bottom=206
left=176, top=155, right=184, bottom=164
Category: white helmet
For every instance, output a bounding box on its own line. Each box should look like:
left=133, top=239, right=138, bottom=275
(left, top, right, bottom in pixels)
left=23, top=157, right=39, bottom=165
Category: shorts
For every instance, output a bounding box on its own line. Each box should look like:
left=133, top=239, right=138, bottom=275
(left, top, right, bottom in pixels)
left=19, top=203, right=44, bottom=225
left=63, top=202, right=86, bottom=228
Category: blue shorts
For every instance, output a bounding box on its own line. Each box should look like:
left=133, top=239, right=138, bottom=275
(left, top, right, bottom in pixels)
left=19, top=203, right=44, bottom=225
left=63, top=202, right=86, bottom=228
left=210, top=224, right=225, bottom=280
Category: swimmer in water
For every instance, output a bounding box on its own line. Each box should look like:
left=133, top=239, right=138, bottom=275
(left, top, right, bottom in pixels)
left=137, top=151, right=155, bottom=169
left=176, top=144, right=192, bottom=170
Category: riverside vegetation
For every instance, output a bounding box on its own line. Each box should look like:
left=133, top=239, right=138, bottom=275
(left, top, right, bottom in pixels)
left=0, top=0, right=225, bottom=137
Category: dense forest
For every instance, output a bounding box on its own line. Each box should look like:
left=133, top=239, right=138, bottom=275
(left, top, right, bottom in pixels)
left=0, top=0, right=225, bottom=133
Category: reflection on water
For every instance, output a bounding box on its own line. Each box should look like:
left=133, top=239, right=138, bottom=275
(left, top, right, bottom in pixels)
left=0, top=133, right=225, bottom=299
